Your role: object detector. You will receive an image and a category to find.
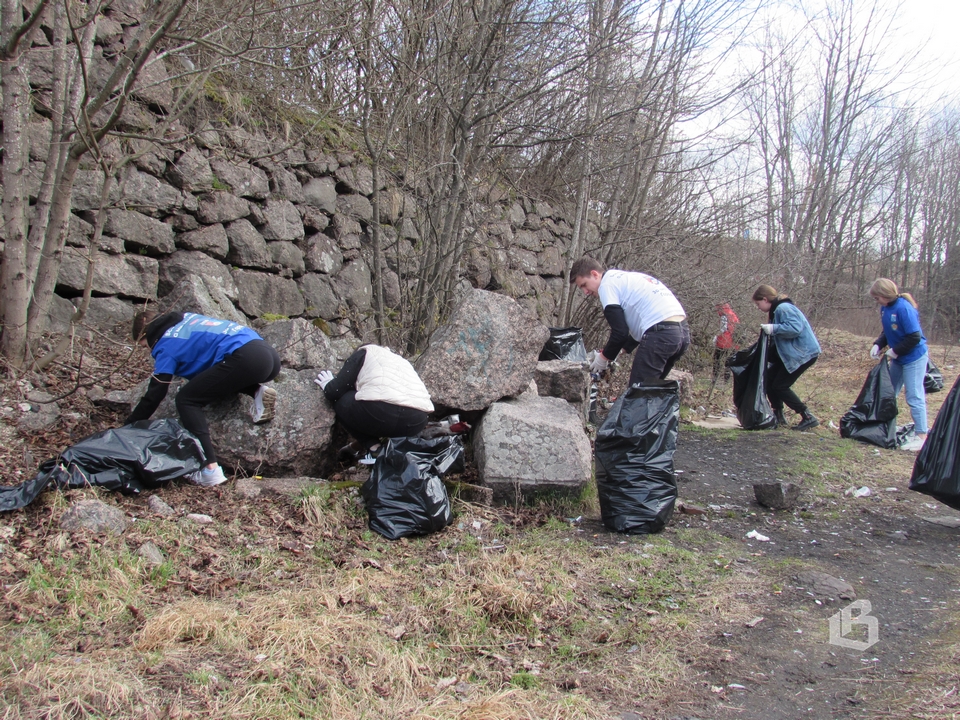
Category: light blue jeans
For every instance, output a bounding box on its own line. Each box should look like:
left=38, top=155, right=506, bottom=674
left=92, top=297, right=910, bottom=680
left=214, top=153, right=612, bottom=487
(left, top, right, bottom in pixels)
left=888, top=353, right=928, bottom=435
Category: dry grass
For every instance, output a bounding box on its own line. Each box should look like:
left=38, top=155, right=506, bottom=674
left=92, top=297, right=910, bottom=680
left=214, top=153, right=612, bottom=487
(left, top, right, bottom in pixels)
left=1, top=498, right=749, bottom=718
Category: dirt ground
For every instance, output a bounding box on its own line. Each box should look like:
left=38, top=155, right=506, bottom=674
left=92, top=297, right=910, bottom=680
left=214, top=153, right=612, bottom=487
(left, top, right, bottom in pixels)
left=659, top=427, right=960, bottom=719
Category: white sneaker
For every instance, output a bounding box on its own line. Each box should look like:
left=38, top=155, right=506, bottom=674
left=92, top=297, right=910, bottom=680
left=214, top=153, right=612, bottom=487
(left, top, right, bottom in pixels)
left=189, top=465, right=229, bottom=486
left=899, top=435, right=926, bottom=452
left=252, top=385, right=277, bottom=424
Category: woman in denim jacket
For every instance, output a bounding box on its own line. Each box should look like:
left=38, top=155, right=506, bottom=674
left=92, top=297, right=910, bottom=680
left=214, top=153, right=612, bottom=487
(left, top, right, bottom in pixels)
left=868, top=278, right=928, bottom=452
left=752, top=285, right=822, bottom=430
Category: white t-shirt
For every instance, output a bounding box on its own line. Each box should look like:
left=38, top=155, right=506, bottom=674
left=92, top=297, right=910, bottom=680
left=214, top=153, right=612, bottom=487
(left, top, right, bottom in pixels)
left=597, top=269, right=686, bottom=341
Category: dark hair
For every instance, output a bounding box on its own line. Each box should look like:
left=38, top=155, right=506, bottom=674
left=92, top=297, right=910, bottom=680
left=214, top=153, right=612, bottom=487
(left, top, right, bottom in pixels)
left=132, top=310, right=158, bottom=342
left=569, top=256, right=605, bottom=283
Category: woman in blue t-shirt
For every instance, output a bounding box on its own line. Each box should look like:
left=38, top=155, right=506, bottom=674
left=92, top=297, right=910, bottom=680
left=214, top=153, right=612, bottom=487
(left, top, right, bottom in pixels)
left=126, top=311, right=281, bottom=485
left=869, top=279, right=928, bottom=452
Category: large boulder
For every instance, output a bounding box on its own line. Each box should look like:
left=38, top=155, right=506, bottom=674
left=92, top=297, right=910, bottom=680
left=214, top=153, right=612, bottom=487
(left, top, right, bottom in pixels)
left=257, top=318, right=338, bottom=370
left=135, top=368, right=337, bottom=476
left=474, top=392, right=591, bottom=503
left=204, top=368, right=336, bottom=476
left=415, top=289, right=549, bottom=412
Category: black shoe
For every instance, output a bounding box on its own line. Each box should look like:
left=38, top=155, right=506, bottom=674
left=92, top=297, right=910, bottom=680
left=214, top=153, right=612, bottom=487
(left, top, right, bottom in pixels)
left=337, top=441, right=362, bottom=463
left=774, top=409, right=787, bottom=428
left=793, top=413, right=819, bottom=431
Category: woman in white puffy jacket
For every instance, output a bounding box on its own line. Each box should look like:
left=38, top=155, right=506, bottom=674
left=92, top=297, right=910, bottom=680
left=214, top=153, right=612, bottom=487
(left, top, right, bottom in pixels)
left=316, top=345, right=434, bottom=455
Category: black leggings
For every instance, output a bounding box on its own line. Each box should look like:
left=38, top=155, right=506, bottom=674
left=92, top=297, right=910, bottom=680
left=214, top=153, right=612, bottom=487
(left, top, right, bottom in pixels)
left=334, top=391, right=428, bottom=449
left=764, top=351, right=816, bottom=415
left=176, top=340, right=281, bottom=464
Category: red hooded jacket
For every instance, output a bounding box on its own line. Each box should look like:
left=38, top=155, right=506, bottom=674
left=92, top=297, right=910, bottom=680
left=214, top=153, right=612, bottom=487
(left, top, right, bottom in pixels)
left=715, top=303, right=739, bottom=350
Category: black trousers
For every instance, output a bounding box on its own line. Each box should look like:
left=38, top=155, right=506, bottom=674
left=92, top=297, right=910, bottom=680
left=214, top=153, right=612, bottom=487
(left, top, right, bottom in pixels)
left=334, top=391, right=428, bottom=449
left=764, top=351, right=816, bottom=415
left=176, top=340, right=281, bottom=464
left=627, top=321, right=691, bottom=387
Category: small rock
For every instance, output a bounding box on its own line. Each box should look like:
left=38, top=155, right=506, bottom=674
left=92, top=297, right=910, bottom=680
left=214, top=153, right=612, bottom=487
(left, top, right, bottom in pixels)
left=185, top=513, right=214, bottom=525
left=137, top=541, right=165, bottom=565
left=146, top=495, right=175, bottom=516
left=60, top=499, right=130, bottom=535
left=795, top=569, right=856, bottom=600
left=678, top=501, right=706, bottom=515
left=922, top=516, right=960, bottom=528
left=753, top=481, right=800, bottom=509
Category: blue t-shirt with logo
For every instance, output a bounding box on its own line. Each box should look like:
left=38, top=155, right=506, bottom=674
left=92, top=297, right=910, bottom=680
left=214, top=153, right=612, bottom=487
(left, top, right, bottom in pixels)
left=152, top=313, right=260, bottom=378
left=880, top=297, right=926, bottom=365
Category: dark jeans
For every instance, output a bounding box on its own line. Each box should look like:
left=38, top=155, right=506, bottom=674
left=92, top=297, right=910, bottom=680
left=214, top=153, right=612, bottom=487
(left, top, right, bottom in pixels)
left=334, top=392, right=428, bottom=449
left=764, top=351, right=816, bottom=415
left=176, top=340, right=281, bottom=464
left=627, top=321, right=691, bottom=386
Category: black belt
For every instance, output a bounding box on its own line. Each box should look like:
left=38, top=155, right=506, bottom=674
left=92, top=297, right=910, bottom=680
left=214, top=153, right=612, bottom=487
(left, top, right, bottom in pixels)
left=647, top=320, right=686, bottom=332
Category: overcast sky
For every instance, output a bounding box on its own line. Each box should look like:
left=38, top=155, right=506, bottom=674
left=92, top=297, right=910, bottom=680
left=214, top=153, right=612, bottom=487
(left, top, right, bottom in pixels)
left=893, top=0, right=960, bottom=102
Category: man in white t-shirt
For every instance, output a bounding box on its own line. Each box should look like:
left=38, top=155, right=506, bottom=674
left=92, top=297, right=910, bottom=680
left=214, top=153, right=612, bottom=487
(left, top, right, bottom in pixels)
left=570, top=256, right=690, bottom=387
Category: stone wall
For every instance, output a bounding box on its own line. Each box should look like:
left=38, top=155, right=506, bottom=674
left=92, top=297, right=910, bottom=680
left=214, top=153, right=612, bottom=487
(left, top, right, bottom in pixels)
left=42, top=129, right=586, bottom=342
left=8, top=8, right=588, bottom=345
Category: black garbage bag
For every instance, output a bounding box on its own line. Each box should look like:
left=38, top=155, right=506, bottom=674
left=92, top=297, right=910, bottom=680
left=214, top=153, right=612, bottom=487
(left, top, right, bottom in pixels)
left=539, top=327, right=588, bottom=362
left=726, top=334, right=776, bottom=430
left=594, top=380, right=679, bottom=534
left=361, top=436, right=459, bottom=540
left=924, top=361, right=944, bottom=393
left=910, top=374, right=960, bottom=510
left=0, top=418, right=205, bottom=513
left=382, top=435, right=465, bottom=476
left=839, top=358, right=902, bottom=448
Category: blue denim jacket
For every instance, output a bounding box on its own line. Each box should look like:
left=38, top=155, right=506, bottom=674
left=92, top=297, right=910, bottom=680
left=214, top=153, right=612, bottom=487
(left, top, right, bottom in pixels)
left=769, top=300, right=821, bottom=373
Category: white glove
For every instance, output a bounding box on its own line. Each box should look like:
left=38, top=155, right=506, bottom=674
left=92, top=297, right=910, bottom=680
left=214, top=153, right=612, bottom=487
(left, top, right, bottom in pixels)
left=885, top=348, right=898, bottom=360
left=760, top=324, right=774, bottom=335
left=590, top=352, right=609, bottom=374
left=315, top=370, right=334, bottom=389
left=870, top=344, right=881, bottom=360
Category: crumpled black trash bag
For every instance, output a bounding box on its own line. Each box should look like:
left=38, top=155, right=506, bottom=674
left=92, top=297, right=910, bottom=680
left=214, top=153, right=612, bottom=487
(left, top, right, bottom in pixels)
left=361, top=436, right=459, bottom=540
left=0, top=418, right=205, bottom=513
left=911, top=374, right=960, bottom=510
left=840, top=358, right=902, bottom=448
left=594, top=380, right=679, bottom=534
left=383, top=435, right=465, bottom=476
left=924, top=361, right=944, bottom=394
left=539, top=327, right=588, bottom=362
left=726, top=334, right=776, bottom=430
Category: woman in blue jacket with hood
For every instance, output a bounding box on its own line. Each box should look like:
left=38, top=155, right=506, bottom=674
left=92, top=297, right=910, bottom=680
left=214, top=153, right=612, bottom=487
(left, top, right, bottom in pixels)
left=752, top=285, right=822, bottom=430
left=868, top=278, right=928, bottom=452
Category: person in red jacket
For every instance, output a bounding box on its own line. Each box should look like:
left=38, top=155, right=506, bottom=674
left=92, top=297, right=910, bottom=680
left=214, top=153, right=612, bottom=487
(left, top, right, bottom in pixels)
left=713, top=302, right=739, bottom=381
